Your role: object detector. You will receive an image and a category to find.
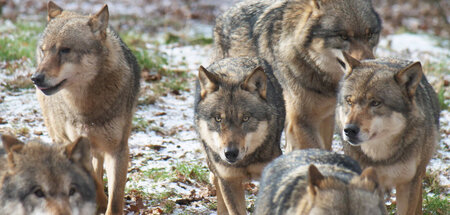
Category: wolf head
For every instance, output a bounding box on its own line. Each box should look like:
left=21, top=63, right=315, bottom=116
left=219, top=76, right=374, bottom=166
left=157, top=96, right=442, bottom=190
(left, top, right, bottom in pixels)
left=32, top=1, right=110, bottom=95
left=297, top=165, right=386, bottom=214
left=284, top=0, right=381, bottom=75
left=0, top=135, right=96, bottom=215
left=195, top=64, right=273, bottom=164
left=336, top=55, right=423, bottom=151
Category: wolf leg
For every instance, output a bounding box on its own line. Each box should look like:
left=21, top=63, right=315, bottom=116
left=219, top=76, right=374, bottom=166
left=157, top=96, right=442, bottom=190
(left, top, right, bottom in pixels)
left=396, top=174, right=423, bottom=215
left=217, top=178, right=246, bottom=215
left=104, top=140, right=129, bottom=215
left=92, top=151, right=108, bottom=214
left=284, top=93, right=322, bottom=152
left=212, top=173, right=228, bottom=215
left=318, top=114, right=335, bottom=151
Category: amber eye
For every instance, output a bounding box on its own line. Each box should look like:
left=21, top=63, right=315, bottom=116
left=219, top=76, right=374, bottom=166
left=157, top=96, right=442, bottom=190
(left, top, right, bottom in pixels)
left=370, top=100, right=381, bottom=107
left=242, top=115, right=250, bottom=122
left=340, top=34, right=349, bottom=41
left=345, top=96, right=353, bottom=106
left=214, top=115, right=222, bottom=122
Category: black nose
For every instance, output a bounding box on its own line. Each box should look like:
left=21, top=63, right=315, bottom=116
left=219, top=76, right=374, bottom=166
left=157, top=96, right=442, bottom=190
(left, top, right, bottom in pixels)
left=31, top=73, right=45, bottom=85
left=224, top=147, right=239, bottom=162
left=344, top=124, right=360, bottom=138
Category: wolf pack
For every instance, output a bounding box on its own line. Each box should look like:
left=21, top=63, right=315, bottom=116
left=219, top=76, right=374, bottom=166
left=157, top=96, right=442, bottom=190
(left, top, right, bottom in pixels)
left=0, top=0, right=441, bottom=215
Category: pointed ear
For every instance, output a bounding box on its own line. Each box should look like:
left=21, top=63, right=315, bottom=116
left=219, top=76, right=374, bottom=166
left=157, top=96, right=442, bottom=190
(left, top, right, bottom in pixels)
left=310, top=0, right=321, bottom=10
left=1, top=134, right=25, bottom=168
left=342, top=52, right=361, bottom=77
left=395, top=62, right=423, bottom=99
left=65, top=137, right=91, bottom=168
left=307, top=164, right=324, bottom=196
left=360, top=167, right=378, bottom=184
left=1, top=134, right=24, bottom=154
left=47, top=1, right=63, bottom=21
left=88, top=4, right=109, bottom=39
left=198, top=66, right=219, bottom=99
left=241, top=66, right=267, bottom=100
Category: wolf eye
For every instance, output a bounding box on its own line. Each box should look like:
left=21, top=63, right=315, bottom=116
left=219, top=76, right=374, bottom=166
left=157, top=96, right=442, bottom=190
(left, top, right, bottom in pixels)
left=345, top=96, right=353, bottom=106
left=242, top=115, right=250, bottom=122
left=214, top=115, right=222, bottom=122
left=370, top=100, right=381, bottom=107
left=340, top=34, right=349, bottom=41
left=33, top=187, right=45, bottom=198
left=59, top=47, right=71, bottom=54
left=69, top=186, right=77, bottom=196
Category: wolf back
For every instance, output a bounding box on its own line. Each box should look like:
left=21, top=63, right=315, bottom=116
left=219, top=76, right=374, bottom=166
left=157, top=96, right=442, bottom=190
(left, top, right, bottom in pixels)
left=255, top=149, right=387, bottom=215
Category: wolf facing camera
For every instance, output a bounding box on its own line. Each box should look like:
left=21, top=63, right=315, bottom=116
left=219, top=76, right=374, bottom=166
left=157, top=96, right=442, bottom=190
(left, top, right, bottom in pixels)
left=194, top=57, right=285, bottom=215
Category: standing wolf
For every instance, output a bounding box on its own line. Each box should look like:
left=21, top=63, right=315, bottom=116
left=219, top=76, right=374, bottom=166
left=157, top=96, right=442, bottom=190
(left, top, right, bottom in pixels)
left=214, top=0, right=381, bottom=151
left=0, top=134, right=96, bottom=215
left=194, top=57, right=285, bottom=215
left=255, top=149, right=387, bottom=215
left=31, top=2, right=141, bottom=214
left=336, top=55, right=440, bottom=215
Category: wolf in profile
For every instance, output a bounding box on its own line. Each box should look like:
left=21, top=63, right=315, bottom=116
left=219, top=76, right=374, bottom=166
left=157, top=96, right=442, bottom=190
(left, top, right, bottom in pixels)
left=255, top=149, right=387, bottom=215
left=336, top=55, right=440, bottom=215
left=194, top=57, right=285, bottom=215
left=31, top=2, right=141, bottom=214
left=0, top=134, right=96, bottom=215
left=214, top=0, right=381, bottom=151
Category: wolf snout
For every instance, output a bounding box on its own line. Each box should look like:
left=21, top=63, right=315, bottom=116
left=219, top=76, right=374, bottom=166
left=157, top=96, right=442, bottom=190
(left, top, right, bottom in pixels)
left=31, top=72, right=46, bottom=86
left=344, top=124, right=360, bottom=139
left=224, top=146, right=239, bottom=163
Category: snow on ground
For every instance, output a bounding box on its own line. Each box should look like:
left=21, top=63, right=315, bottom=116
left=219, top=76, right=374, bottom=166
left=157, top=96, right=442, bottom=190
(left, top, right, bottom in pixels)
left=0, top=27, right=448, bottom=214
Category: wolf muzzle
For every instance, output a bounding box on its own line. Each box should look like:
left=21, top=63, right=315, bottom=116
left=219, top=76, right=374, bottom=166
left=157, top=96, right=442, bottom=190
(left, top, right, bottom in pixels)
left=224, top=146, right=239, bottom=163
left=344, top=124, right=361, bottom=145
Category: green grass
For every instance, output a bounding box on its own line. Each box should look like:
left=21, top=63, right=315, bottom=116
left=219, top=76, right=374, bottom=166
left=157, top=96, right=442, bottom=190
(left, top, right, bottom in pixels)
left=0, top=21, right=43, bottom=62
left=142, top=168, right=172, bottom=182
left=173, top=162, right=209, bottom=184
left=423, top=193, right=449, bottom=215
left=437, top=87, right=449, bottom=111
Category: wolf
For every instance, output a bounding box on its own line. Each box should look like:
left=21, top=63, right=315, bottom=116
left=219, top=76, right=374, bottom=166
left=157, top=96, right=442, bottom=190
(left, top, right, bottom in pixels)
left=31, top=2, right=141, bottom=214
left=213, top=0, right=382, bottom=151
left=0, top=134, right=97, bottom=215
left=194, top=57, right=285, bottom=215
left=336, top=54, right=440, bottom=215
left=254, top=149, right=387, bottom=215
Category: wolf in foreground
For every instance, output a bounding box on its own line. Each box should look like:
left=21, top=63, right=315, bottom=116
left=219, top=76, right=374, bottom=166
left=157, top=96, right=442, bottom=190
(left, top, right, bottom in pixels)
left=214, top=0, right=381, bottom=151
left=31, top=2, right=141, bottom=214
left=194, top=57, right=285, bottom=215
left=255, top=149, right=387, bottom=215
left=336, top=55, right=440, bottom=215
left=0, top=134, right=96, bottom=215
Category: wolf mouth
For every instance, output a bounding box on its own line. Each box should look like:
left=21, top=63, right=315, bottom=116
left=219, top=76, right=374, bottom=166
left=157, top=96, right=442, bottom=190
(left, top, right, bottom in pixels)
left=346, top=138, right=362, bottom=146
left=38, top=79, right=67, bottom=96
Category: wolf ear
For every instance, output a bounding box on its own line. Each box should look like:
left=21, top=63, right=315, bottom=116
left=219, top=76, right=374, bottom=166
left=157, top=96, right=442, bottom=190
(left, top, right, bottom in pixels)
left=1, top=134, right=24, bottom=154
left=395, top=62, right=423, bottom=99
left=307, top=164, right=324, bottom=196
left=65, top=137, right=92, bottom=168
left=241, top=66, right=267, bottom=100
left=360, top=167, right=378, bottom=184
left=47, top=1, right=63, bottom=21
left=357, top=167, right=379, bottom=192
left=88, top=4, right=109, bottom=40
left=1, top=134, right=25, bottom=168
left=198, top=66, right=220, bottom=99
left=341, top=52, right=361, bottom=77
